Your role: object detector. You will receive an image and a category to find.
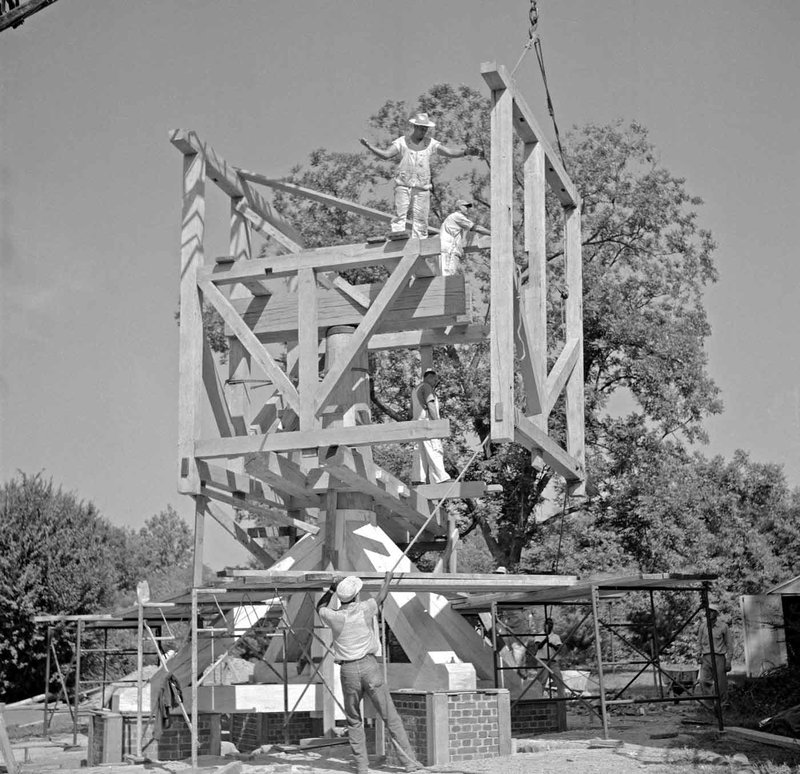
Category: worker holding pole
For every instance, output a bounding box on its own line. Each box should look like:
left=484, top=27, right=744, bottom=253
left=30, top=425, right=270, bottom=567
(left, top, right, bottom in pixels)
left=317, top=573, right=421, bottom=774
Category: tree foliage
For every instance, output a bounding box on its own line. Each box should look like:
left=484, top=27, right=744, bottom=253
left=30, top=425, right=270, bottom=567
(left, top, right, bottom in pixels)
left=0, top=473, right=195, bottom=701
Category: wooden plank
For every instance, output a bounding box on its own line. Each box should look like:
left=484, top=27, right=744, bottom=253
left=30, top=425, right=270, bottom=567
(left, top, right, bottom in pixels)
left=200, top=235, right=491, bottom=284
left=199, top=279, right=301, bottom=413
left=234, top=200, right=303, bottom=253
left=177, top=150, right=206, bottom=494
left=489, top=84, right=516, bottom=443
left=229, top=273, right=470, bottom=343
left=545, top=337, right=580, bottom=417
left=244, top=452, right=321, bottom=507
left=321, top=447, right=442, bottom=537
left=202, top=487, right=319, bottom=536
left=725, top=727, right=800, bottom=751
left=480, top=63, right=579, bottom=207
left=368, top=324, right=489, bottom=351
left=514, top=409, right=583, bottom=482
left=203, top=501, right=278, bottom=567
left=196, top=419, right=450, bottom=458
left=298, top=268, right=319, bottom=430
left=314, top=248, right=421, bottom=416
left=0, top=0, right=59, bottom=33
left=563, top=207, right=586, bottom=492
left=221, top=569, right=577, bottom=594
left=523, top=141, right=548, bottom=409
left=168, top=130, right=305, bottom=248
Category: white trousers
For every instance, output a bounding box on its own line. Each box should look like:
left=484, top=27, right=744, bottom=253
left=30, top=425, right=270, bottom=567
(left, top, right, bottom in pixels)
left=412, top=438, right=447, bottom=484
left=392, top=185, right=430, bottom=238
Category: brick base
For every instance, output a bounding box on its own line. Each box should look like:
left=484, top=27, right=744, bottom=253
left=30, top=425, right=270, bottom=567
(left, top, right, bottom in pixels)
left=383, top=689, right=512, bottom=766
left=510, top=699, right=566, bottom=736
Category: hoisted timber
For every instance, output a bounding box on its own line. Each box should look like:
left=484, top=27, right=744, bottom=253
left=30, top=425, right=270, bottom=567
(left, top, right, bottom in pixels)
left=168, top=60, right=586, bottom=739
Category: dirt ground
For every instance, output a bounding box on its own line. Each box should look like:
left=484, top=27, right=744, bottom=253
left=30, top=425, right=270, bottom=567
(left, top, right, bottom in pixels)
left=5, top=704, right=800, bottom=774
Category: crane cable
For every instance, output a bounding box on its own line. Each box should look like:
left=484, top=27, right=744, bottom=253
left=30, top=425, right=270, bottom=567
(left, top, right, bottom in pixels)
left=511, top=0, right=568, bottom=169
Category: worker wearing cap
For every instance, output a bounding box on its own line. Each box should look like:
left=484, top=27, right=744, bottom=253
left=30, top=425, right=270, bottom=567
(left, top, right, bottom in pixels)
left=360, top=112, right=477, bottom=239
left=317, top=573, right=420, bottom=774
left=697, top=604, right=731, bottom=705
left=411, top=368, right=450, bottom=485
left=439, top=200, right=490, bottom=276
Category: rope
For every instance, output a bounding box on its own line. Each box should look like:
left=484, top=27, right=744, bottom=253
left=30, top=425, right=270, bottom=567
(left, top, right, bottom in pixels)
left=511, top=0, right=568, bottom=170
left=390, top=435, right=491, bottom=573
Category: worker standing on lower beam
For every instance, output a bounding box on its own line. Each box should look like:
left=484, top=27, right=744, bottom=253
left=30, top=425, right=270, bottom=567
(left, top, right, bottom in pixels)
left=411, top=368, right=450, bottom=485
left=439, top=199, right=490, bottom=275
left=360, top=112, right=477, bottom=239
left=317, top=574, right=421, bottom=774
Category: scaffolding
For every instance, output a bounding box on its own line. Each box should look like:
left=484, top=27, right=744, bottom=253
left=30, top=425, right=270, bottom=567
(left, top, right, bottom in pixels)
left=454, top=572, right=725, bottom=736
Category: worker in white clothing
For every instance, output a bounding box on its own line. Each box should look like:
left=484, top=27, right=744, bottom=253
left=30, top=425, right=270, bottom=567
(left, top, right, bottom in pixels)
left=360, top=112, right=477, bottom=239
left=410, top=368, right=450, bottom=485
left=439, top=200, right=490, bottom=276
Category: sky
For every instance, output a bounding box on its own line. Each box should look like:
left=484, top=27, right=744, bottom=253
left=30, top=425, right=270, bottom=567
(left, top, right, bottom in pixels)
left=1, top=1, right=799, bottom=570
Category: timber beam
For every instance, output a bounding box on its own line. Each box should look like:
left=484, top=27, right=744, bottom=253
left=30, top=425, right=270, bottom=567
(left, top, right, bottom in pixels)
left=480, top=63, right=579, bottom=207
left=201, top=485, right=318, bottom=535
left=194, top=419, right=450, bottom=458
left=368, top=324, right=489, bottom=351
left=414, top=482, right=503, bottom=500
left=244, top=452, right=322, bottom=508
left=513, top=409, right=583, bottom=482
left=199, top=235, right=490, bottom=284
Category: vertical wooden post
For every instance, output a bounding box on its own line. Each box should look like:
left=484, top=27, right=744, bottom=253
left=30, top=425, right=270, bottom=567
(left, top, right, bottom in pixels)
left=178, top=151, right=206, bottom=494
left=192, top=497, right=206, bottom=587
left=523, top=141, right=547, bottom=418
left=489, top=86, right=515, bottom=443
left=563, top=206, right=585, bottom=491
left=43, top=626, right=52, bottom=734
left=136, top=597, right=144, bottom=757
left=298, top=268, right=319, bottom=431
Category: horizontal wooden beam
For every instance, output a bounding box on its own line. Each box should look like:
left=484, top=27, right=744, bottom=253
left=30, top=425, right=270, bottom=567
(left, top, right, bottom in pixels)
left=228, top=274, right=470, bottom=343
left=480, top=62, right=579, bottom=208
left=218, top=569, right=578, bottom=595
left=200, top=235, right=490, bottom=284
left=236, top=171, right=444, bottom=233
left=545, top=337, right=580, bottom=417
left=514, top=409, right=583, bottom=482
left=414, top=482, right=503, bottom=500
left=169, top=130, right=305, bottom=249
left=195, top=419, right=450, bottom=458
left=368, top=324, right=489, bottom=351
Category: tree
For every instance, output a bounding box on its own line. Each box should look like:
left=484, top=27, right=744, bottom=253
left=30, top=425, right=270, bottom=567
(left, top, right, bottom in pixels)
left=0, top=472, right=126, bottom=700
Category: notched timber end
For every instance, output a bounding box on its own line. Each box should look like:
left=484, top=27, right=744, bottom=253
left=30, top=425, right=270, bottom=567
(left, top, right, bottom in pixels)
left=169, top=129, right=197, bottom=155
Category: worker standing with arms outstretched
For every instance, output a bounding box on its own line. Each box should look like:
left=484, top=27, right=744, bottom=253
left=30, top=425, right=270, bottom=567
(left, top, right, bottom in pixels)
left=361, top=112, right=477, bottom=239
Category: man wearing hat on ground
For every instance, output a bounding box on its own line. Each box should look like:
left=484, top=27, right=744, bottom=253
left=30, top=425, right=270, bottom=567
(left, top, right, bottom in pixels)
left=317, top=573, right=421, bottom=774
left=410, top=368, right=450, bottom=485
left=439, top=200, right=490, bottom=276
left=696, top=604, right=731, bottom=706
left=360, top=112, right=478, bottom=239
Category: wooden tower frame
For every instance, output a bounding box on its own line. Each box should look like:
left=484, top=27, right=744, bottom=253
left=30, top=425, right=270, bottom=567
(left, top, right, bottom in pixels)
left=168, top=60, right=586, bottom=718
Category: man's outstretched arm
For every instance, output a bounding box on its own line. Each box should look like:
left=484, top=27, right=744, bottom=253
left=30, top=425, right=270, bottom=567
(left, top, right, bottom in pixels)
left=376, top=571, right=393, bottom=607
